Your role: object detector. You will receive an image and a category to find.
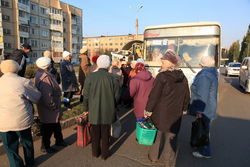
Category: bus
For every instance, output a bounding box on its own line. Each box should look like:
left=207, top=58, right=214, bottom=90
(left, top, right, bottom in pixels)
left=142, top=22, right=221, bottom=84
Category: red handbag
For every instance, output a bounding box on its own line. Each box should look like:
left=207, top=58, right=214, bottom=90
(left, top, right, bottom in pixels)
left=76, top=116, right=92, bottom=147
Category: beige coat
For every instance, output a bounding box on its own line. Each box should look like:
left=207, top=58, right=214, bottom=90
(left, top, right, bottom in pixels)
left=35, top=69, right=62, bottom=123
left=0, top=73, right=41, bottom=132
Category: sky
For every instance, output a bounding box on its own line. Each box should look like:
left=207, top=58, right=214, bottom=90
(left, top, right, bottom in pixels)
left=61, top=0, right=250, bottom=49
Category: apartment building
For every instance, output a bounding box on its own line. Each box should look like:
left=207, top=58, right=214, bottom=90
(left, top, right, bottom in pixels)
left=83, top=34, right=143, bottom=57
left=0, top=0, right=82, bottom=63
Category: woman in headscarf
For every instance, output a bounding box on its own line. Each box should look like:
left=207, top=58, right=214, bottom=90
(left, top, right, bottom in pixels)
left=145, top=50, right=190, bottom=166
left=130, top=62, right=154, bottom=120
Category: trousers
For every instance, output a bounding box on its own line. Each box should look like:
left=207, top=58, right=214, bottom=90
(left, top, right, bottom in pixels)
left=0, top=128, right=34, bottom=167
left=149, top=131, right=178, bottom=167
left=41, top=123, right=64, bottom=149
left=90, top=124, right=110, bottom=159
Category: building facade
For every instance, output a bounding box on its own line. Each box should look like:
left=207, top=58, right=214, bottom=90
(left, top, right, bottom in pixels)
left=83, top=34, right=143, bottom=57
left=0, top=0, right=82, bottom=63
left=0, top=2, right=4, bottom=58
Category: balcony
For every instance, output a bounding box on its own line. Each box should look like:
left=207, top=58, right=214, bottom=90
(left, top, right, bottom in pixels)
left=19, top=17, right=30, bottom=25
left=72, top=37, right=78, bottom=44
left=20, top=31, right=29, bottom=38
left=50, top=13, right=63, bottom=21
left=18, top=3, right=30, bottom=13
left=50, top=24, right=63, bottom=32
left=72, top=29, right=77, bottom=35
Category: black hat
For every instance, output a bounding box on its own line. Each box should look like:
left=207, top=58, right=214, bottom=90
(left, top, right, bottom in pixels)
left=21, top=44, right=32, bottom=52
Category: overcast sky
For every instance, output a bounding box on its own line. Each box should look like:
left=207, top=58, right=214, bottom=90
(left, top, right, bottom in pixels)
left=61, top=0, right=250, bottom=48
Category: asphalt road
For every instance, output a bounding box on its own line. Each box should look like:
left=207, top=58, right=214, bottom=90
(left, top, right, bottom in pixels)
left=1, top=68, right=250, bottom=167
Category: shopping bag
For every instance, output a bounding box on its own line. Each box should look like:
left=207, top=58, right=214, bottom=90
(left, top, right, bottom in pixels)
left=111, top=116, right=122, bottom=138
left=190, top=118, right=209, bottom=148
left=76, top=116, right=91, bottom=147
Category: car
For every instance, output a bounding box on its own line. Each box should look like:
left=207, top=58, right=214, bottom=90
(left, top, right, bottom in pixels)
left=225, top=62, right=241, bottom=76
left=239, top=57, right=250, bottom=92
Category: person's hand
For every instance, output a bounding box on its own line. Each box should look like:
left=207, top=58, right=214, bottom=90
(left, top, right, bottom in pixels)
left=82, top=112, right=88, bottom=116
left=196, top=113, right=202, bottom=118
left=183, top=111, right=187, bottom=115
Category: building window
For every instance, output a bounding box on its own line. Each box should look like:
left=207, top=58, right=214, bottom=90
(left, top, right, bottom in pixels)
left=2, top=15, right=10, bottom=21
left=109, top=43, right=113, bottom=46
left=30, top=28, right=37, bottom=35
left=41, top=30, right=49, bottom=37
left=120, top=43, right=123, bottom=46
left=19, top=10, right=26, bottom=18
left=30, top=40, right=38, bottom=47
left=40, top=18, right=49, bottom=26
left=4, top=43, right=11, bottom=48
left=20, top=37, right=28, bottom=44
left=3, top=28, right=11, bottom=35
left=1, top=1, right=9, bottom=7
left=41, top=42, right=48, bottom=48
left=19, top=25, right=29, bottom=32
left=40, top=7, right=46, bottom=15
left=19, top=0, right=29, bottom=5
left=51, top=19, right=61, bottom=25
left=30, top=3, right=36, bottom=11
left=115, top=43, right=118, bottom=46
left=30, top=16, right=37, bottom=24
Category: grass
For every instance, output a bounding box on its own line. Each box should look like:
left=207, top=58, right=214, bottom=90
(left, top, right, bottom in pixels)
left=61, top=97, right=83, bottom=120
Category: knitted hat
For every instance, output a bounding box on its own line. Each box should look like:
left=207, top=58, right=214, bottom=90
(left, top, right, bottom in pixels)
left=97, top=55, right=111, bottom=69
left=0, top=60, right=19, bottom=74
left=62, top=51, right=71, bottom=58
left=43, top=50, right=51, bottom=58
left=134, top=62, right=146, bottom=73
left=36, top=57, right=51, bottom=69
left=80, top=46, right=87, bottom=54
left=161, top=49, right=179, bottom=65
left=92, top=56, right=99, bottom=64
left=200, top=56, right=215, bottom=67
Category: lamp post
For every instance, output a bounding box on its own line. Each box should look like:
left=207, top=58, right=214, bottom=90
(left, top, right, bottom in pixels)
left=130, top=5, right=143, bottom=39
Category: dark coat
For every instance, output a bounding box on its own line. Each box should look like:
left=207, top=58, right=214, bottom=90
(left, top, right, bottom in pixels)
left=145, top=69, right=190, bottom=134
left=35, top=69, right=62, bottom=123
left=8, top=49, right=27, bottom=77
left=189, top=67, right=218, bottom=120
left=130, top=71, right=154, bottom=118
left=60, top=60, right=79, bottom=92
left=83, top=68, right=120, bottom=125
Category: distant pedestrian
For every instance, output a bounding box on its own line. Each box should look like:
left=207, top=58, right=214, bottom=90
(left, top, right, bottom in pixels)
left=83, top=55, right=120, bottom=160
left=130, top=63, right=154, bottom=119
left=60, top=51, right=79, bottom=109
left=88, top=55, right=99, bottom=73
left=145, top=50, right=190, bottom=166
left=7, top=43, right=32, bottom=77
left=109, top=59, right=123, bottom=86
left=0, top=60, right=41, bottom=167
left=43, top=50, right=61, bottom=84
left=190, top=55, right=218, bottom=159
left=35, top=57, right=67, bottom=154
left=78, top=47, right=91, bottom=102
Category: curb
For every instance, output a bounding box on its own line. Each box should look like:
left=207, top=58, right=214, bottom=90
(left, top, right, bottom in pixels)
left=0, top=115, right=80, bottom=155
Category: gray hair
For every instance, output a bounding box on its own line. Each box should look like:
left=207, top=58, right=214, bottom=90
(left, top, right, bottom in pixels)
left=199, top=56, right=215, bottom=67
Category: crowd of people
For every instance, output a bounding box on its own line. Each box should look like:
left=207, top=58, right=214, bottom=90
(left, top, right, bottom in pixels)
left=0, top=44, right=218, bottom=167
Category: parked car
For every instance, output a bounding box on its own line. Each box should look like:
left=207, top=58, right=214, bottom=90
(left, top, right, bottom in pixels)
left=239, top=57, right=250, bottom=92
left=225, top=62, right=241, bottom=76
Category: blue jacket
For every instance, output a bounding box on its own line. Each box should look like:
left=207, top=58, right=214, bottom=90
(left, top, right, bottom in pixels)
left=189, top=67, right=218, bottom=120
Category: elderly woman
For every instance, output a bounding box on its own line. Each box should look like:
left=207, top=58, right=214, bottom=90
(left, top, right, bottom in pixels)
left=35, top=57, right=67, bottom=154
left=0, top=60, right=41, bottom=167
left=60, top=51, right=79, bottom=109
left=145, top=50, right=190, bottom=166
left=190, top=56, right=218, bottom=159
left=83, top=55, right=120, bottom=160
left=130, top=63, right=154, bottom=120
left=43, top=50, right=61, bottom=84
left=78, top=47, right=91, bottom=102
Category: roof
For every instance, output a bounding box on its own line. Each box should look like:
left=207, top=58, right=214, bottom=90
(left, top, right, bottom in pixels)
left=144, top=21, right=221, bottom=31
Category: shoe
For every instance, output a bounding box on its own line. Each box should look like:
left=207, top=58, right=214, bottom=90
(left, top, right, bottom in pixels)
left=56, top=142, right=68, bottom=147
left=41, top=147, right=58, bottom=154
left=192, top=151, right=212, bottom=159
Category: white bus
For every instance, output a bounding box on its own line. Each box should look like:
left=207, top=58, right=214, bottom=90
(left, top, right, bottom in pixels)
left=143, top=22, right=221, bottom=84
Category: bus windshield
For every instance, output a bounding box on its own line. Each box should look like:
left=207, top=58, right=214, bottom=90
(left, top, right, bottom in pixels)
left=144, top=36, right=219, bottom=67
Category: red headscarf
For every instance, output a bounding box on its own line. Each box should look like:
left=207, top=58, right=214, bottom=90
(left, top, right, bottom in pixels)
left=92, top=56, right=99, bottom=64
left=134, top=62, right=146, bottom=74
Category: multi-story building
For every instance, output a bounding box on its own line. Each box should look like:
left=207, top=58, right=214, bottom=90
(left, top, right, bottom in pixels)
left=0, top=0, right=82, bottom=63
left=83, top=34, right=143, bottom=57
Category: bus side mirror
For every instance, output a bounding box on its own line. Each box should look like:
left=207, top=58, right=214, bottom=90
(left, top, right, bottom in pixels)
left=241, top=65, right=248, bottom=70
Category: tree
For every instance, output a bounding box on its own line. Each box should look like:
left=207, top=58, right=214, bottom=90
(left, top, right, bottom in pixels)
left=239, top=24, right=250, bottom=62
left=228, top=40, right=240, bottom=62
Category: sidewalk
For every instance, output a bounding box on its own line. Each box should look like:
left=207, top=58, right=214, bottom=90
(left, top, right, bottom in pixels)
left=0, top=107, right=164, bottom=167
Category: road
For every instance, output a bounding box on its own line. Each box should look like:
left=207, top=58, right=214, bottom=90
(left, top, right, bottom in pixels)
left=1, top=68, right=250, bottom=167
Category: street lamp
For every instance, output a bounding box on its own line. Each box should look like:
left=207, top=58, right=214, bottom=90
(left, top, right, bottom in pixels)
left=130, top=5, right=143, bottom=39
